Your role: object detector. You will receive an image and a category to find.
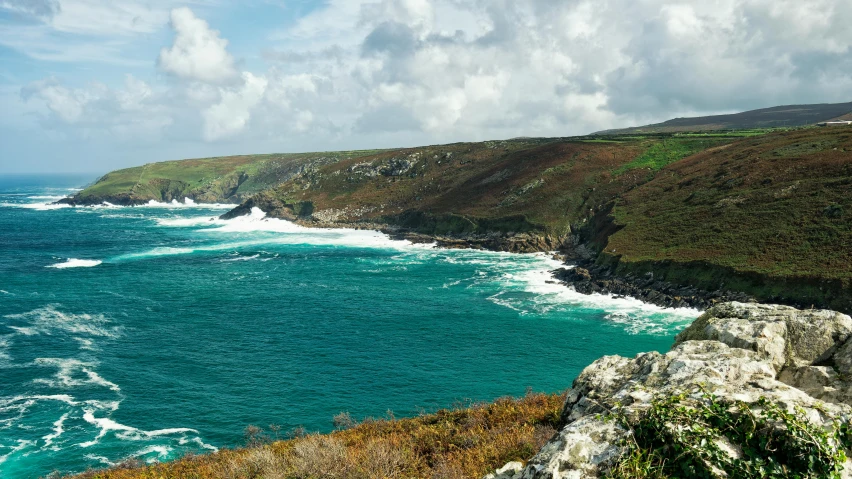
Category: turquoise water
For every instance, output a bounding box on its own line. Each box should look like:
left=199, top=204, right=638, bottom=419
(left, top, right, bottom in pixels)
left=0, top=175, right=699, bottom=478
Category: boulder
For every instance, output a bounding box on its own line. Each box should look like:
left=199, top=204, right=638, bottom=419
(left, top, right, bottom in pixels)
left=675, top=302, right=852, bottom=370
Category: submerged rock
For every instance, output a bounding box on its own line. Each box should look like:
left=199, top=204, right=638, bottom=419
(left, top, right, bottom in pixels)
left=485, top=302, right=852, bottom=479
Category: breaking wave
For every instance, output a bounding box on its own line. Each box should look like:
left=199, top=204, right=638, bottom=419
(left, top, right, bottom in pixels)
left=48, top=259, right=103, bottom=269
left=0, top=305, right=215, bottom=472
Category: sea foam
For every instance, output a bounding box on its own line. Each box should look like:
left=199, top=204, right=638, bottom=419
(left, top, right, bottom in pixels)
left=143, top=199, right=232, bottom=209
left=3, top=305, right=121, bottom=339
left=0, top=202, right=71, bottom=211
left=48, top=258, right=102, bottom=269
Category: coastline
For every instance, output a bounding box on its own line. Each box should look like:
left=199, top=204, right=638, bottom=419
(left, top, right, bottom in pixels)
left=51, top=194, right=768, bottom=313
left=225, top=206, right=755, bottom=312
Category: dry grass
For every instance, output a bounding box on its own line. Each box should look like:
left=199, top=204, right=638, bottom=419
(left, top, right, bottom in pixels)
left=65, top=392, right=565, bottom=479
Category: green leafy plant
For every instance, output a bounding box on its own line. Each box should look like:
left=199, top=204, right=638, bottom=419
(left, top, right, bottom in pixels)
left=608, top=390, right=850, bottom=479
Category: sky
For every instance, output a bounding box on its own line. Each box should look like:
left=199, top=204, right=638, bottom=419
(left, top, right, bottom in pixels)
left=0, top=0, right=850, bottom=174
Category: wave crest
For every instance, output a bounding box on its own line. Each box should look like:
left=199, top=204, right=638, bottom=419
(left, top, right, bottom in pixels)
left=48, top=258, right=102, bottom=269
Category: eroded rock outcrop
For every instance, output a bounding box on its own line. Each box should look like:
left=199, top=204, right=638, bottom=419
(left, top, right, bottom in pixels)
left=486, top=302, right=852, bottom=479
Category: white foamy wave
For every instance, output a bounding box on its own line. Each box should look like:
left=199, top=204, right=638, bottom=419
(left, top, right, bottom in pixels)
left=48, top=258, right=102, bottom=269
left=0, top=290, right=12, bottom=294
left=42, top=413, right=69, bottom=449
left=144, top=199, right=233, bottom=209
left=33, top=358, right=122, bottom=392
left=0, top=394, right=78, bottom=409
left=79, top=408, right=203, bottom=451
left=186, top=436, right=219, bottom=451
left=79, top=409, right=136, bottom=448
left=151, top=207, right=438, bottom=252
left=28, top=195, right=66, bottom=200
left=221, top=253, right=260, bottom=262
left=0, top=202, right=71, bottom=210
left=134, top=445, right=172, bottom=463
left=74, top=337, right=98, bottom=351
left=0, top=337, right=10, bottom=363
left=485, top=259, right=701, bottom=335
left=84, top=454, right=115, bottom=466
left=0, top=439, right=36, bottom=465
left=4, top=305, right=121, bottom=339
left=153, top=215, right=218, bottom=227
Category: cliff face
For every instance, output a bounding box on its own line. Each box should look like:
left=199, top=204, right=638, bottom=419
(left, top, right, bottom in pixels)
left=486, top=302, right=852, bottom=479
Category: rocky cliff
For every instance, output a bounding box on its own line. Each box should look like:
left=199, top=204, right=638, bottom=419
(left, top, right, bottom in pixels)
left=486, top=302, right=852, bottom=479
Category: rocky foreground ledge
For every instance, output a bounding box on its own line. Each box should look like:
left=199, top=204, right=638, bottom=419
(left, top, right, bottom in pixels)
left=486, top=302, right=852, bottom=479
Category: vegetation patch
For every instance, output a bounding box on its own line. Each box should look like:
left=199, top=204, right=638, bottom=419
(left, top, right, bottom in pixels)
left=608, top=391, right=852, bottom=479
left=604, top=128, right=852, bottom=310
left=65, top=391, right=565, bottom=479
left=613, top=138, right=730, bottom=175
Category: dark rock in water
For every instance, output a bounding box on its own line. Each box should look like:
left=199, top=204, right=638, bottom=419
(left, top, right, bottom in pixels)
left=553, top=262, right=757, bottom=310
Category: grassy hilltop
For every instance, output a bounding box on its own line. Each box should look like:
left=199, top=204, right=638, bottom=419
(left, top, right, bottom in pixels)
left=597, top=101, right=852, bottom=134
left=230, top=126, right=851, bottom=310
left=65, top=150, right=383, bottom=206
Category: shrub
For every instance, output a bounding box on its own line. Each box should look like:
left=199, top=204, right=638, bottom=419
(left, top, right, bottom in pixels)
left=64, top=391, right=567, bottom=479
left=608, top=390, right=851, bottom=479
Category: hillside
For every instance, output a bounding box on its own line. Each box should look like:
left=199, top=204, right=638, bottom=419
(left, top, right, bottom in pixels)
left=61, top=150, right=383, bottom=206
left=596, top=127, right=852, bottom=311
left=597, top=101, right=852, bottom=134
left=223, top=135, right=738, bottom=250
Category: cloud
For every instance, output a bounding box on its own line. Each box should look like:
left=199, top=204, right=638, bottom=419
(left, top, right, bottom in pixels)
left=8, top=0, right=852, bottom=173
left=202, top=72, right=267, bottom=141
left=158, top=7, right=238, bottom=84
left=0, top=1, right=218, bottom=65
left=1, top=0, right=60, bottom=18
left=20, top=75, right=172, bottom=139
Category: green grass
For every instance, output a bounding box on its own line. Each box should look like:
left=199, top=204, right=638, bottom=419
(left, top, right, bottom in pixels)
left=73, top=150, right=385, bottom=204
left=613, top=138, right=731, bottom=175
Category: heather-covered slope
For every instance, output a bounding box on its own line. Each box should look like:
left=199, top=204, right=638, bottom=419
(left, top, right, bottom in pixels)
left=225, top=135, right=733, bottom=246
left=61, top=150, right=383, bottom=206
left=597, top=127, right=852, bottom=311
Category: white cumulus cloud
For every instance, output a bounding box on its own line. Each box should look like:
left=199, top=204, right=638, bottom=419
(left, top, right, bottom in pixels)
left=158, top=7, right=238, bottom=84
left=202, top=72, right=268, bottom=141
left=7, top=0, right=852, bottom=173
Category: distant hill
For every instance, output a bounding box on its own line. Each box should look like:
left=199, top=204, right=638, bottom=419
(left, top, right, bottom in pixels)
left=597, top=101, right=852, bottom=134
left=61, top=150, right=384, bottom=206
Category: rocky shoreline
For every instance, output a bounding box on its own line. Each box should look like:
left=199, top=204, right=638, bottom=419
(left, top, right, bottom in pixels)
left=294, top=216, right=757, bottom=311
left=485, top=302, right=852, bottom=479
left=52, top=192, right=792, bottom=313
left=229, top=205, right=760, bottom=311
left=552, top=261, right=757, bottom=310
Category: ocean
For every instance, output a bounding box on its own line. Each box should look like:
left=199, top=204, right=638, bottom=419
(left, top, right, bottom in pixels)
left=0, top=175, right=699, bottom=478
